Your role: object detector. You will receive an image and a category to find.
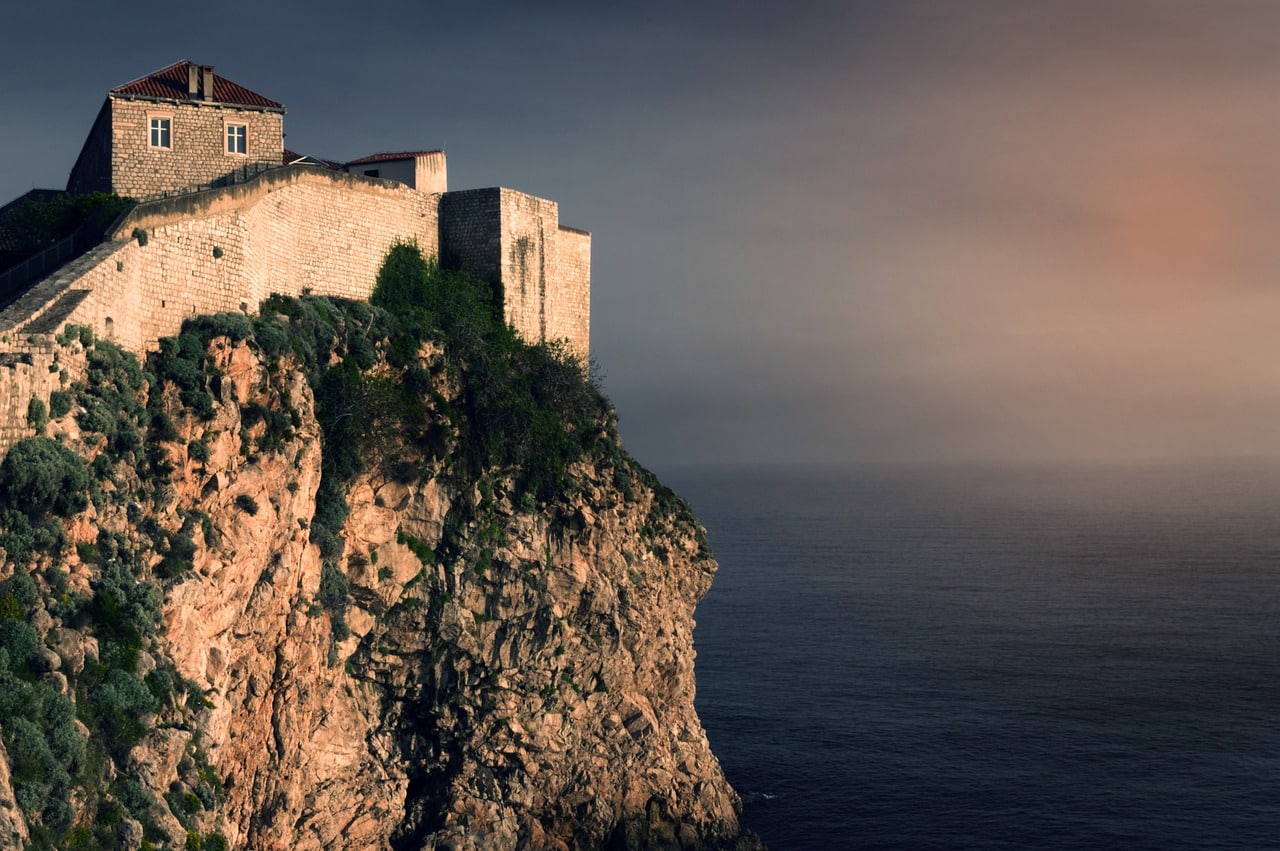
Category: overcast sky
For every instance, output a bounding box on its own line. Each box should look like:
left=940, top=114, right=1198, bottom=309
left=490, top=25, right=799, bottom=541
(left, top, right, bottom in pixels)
left=3, top=1, right=1278, bottom=471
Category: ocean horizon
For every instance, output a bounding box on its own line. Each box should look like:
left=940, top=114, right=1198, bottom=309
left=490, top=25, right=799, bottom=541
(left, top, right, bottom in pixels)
left=670, top=459, right=1280, bottom=850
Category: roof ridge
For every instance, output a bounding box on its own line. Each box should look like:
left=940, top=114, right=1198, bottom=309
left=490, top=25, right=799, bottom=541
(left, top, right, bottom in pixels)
left=109, top=61, right=284, bottom=111
left=109, top=59, right=191, bottom=94
left=347, top=150, right=444, bottom=165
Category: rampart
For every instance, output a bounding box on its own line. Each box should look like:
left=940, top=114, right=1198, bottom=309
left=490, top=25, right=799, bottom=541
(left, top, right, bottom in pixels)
left=12, top=168, right=436, bottom=348
left=440, top=188, right=590, bottom=358
left=0, top=165, right=590, bottom=454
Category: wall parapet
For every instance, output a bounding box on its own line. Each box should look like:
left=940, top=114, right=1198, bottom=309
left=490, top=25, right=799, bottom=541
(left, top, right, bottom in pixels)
left=112, top=165, right=431, bottom=241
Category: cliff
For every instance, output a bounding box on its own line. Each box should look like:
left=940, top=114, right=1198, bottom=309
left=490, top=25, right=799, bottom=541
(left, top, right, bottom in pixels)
left=0, top=247, right=762, bottom=849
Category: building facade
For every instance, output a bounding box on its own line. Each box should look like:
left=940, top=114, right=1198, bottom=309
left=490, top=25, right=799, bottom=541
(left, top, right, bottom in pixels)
left=67, top=62, right=285, bottom=201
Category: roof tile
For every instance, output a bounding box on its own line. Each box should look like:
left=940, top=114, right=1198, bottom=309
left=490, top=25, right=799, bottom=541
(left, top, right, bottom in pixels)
left=111, top=61, right=283, bottom=110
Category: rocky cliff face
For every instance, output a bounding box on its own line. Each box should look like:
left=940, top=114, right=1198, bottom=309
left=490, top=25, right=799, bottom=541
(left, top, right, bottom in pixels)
left=0, top=275, right=761, bottom=849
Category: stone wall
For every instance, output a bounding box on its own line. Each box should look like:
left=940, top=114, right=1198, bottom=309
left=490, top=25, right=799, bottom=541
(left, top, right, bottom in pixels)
left=499, top=189, right=558, bottom=347
left=551, top=226, right=591, bottom=359
left=107, top=97, right=284, bottom=200
left=0, top=344, right=68, bottom=456
left=438, top=188, right=502, bottom=282
left=440, top=187, right=591, bottom=359
left=0, top=167, right=440, bottom=354
left=0, top=166, right=590, bottom=454
left=66, top=101, right=113, bottom=195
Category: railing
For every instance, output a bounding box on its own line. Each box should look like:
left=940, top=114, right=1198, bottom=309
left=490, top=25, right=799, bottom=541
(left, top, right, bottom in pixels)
left=154, top=161, right=281, bottom=199
left=0, top=228, right=94, bottom=308
left=0, top=163, right=281, bottom=308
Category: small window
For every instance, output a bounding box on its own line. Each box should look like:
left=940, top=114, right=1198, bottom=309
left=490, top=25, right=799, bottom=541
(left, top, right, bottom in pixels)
left=363, top=169, right=380, bottom=178
left=149, top=117, right=171, bottom=148
left=226, top=124, right=247, bottom=155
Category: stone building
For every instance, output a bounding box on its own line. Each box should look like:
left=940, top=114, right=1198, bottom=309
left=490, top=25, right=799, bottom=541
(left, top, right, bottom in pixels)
left=346, top=151, right=448, bottom=194
left=67, top=61, right=286, bottom=201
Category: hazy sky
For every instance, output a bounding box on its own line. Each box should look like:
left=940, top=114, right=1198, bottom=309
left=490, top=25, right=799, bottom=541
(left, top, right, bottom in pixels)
left=3, top=1, right=1278, bottom=470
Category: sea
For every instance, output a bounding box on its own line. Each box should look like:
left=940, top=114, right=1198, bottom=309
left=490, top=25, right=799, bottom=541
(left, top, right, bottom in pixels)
left=669, top=461, right=1280, bottom=851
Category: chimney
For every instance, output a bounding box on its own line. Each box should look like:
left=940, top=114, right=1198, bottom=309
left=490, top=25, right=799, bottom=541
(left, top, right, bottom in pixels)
left=187, top=64, right=199, bottom=98
left=202, top=66, right=215, bottom=101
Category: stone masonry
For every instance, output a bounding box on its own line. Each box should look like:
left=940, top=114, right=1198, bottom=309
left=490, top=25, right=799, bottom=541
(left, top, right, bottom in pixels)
left=440, top=188, right=590, bottom=358
left=105, top=97, right=283, bottom=200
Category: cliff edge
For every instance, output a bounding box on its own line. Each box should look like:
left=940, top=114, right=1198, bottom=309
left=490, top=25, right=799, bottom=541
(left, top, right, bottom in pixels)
left=0, top=247, right=762, bottom=849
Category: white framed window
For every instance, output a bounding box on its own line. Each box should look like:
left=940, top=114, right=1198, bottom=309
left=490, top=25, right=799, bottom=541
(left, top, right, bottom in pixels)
left=149, top=116, right=171, bottom=149
left=226, top=123, right=247, bottom=155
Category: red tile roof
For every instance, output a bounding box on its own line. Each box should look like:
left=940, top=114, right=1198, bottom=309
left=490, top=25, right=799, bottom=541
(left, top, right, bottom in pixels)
left=346, top=151, right=443, bottom=166
left=111, top=61, right=284, bottom=111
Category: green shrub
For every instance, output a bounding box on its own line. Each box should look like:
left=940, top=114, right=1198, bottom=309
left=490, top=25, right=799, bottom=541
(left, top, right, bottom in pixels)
left=159, top=531, right=198, bottom=579
left=0, top=437, right=90, bottom=518
left=369, top=242, right=606, bottom=500
left=111, top=776, right=155, bottom=822
left=150, top=411, right=179, bottom=442
left=318, top=563, right=349, bottom=615
left=86, top=668, right=159, bottom=755
left=186, top=312, right=253, bottom=343
left=234, top=494, right=259, bottom=515
left=47, top=390, right=72, bottom=419
left=0, top=620, right=40, bottom=673
left=152, top=330, right=215, bottom=420
left=3, top=192, right=131, bottom=258
left=26, top=398, right=47, bottom=431
left=2, top=573, right=38, bottom=611
left=75, top=396, right=116, bottom=437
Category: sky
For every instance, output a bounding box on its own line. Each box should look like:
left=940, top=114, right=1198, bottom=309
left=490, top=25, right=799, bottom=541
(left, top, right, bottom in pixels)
left=2, top=1, right=1278, bottom=471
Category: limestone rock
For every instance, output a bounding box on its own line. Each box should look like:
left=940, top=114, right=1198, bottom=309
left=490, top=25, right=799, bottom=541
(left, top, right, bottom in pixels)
left=0, top=737, right=28, bottom=847
left=0, top=335, right=760, bottom=850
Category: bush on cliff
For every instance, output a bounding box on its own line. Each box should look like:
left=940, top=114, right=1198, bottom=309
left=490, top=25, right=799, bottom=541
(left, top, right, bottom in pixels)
left=0, top=437, right=90, bottom=520
left=370, top=241, right=608, bottom=501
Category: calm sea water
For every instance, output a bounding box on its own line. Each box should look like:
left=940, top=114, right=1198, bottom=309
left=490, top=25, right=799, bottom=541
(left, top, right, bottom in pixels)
left=670, top=462, right=1280, bottom=851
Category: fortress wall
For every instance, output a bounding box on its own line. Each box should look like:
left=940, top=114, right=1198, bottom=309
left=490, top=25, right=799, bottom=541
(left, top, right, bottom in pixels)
left=53, top=168, right=440, bottom=350
left=48, top=239, right=150, bottom=352
left=499, top=189, right=559, bottom=346
left=0, top=345, right=66, bottom=455
left=439, top=188, right=503, bottom=284
left=0, top=167, right=589, bottom=456
left=238, top=175, right=440, bottom=308
left=550, top=226, right=591, bottom=360
left=438, top=187, right=590, bottom=355
left=0, top=331, right=99, bottom=456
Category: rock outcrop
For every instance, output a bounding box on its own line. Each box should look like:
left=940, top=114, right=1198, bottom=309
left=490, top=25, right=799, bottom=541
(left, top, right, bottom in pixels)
left=0, top=287, right=762, bottom=850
